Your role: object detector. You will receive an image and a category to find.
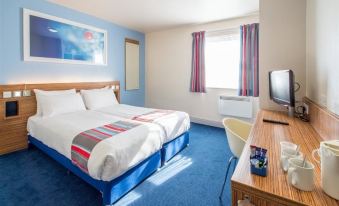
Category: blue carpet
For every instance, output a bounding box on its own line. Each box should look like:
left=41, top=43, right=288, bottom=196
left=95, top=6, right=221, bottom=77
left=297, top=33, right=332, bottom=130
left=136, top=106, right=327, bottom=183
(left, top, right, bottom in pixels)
left=0, top=123, right=234, bottom=206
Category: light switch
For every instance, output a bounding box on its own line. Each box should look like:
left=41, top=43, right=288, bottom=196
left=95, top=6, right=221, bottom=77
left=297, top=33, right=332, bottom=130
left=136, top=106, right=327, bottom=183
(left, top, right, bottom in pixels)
left=3, top=91, right=12, bottom=98
left=23, top=90, right=31, bottom=97
left=12, top=91, right=22, bottom=97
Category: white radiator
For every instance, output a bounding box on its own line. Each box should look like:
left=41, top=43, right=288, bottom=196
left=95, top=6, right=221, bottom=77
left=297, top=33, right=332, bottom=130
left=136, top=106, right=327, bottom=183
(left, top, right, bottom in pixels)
left=218, top=95, right=253, bottom=118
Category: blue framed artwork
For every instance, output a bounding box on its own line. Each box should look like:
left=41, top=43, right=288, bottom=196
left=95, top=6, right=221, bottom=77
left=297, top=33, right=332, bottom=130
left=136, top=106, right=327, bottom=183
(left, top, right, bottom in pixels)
left=23, top=9, right=107, bottom=65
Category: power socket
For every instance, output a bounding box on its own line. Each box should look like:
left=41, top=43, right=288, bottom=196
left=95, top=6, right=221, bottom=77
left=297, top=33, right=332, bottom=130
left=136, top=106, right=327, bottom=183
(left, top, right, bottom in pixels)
left=2, top=91, right=12, bottom=98
left=334, top=101, right=339, bottom=115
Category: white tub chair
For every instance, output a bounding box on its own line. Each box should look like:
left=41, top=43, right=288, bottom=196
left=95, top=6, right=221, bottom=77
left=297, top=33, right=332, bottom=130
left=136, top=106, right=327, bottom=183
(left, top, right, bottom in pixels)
left=219, top=118, right=252, bottom=200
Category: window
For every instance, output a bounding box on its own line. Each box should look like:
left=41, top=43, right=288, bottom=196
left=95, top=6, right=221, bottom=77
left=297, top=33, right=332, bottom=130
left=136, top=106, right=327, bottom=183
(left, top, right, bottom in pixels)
left=205, top=29, right=240, bottom=89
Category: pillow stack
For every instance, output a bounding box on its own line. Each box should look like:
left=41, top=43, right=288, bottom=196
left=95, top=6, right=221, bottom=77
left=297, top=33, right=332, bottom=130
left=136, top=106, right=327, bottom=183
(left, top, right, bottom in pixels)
left=34, top=86, right=119, bottom=118
left=80, top=88, right=119, bottom=110
left=34, top=89, right=86, bottom=118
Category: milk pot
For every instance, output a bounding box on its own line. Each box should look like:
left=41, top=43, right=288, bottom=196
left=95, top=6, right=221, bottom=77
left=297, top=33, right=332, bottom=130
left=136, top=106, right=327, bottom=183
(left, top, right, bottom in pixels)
left=313, top=140, right=339, bottom=200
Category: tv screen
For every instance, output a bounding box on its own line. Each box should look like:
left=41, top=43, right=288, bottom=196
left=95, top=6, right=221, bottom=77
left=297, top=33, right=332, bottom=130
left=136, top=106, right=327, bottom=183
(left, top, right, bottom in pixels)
left=269, top=70, right=295, bottom=107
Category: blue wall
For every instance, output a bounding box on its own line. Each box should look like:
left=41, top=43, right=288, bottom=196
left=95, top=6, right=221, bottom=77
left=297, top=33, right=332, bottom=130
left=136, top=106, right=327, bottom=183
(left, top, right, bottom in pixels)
left=0, top=0, right=145, bottom=106
left=0, top=0, right=3, bottom=77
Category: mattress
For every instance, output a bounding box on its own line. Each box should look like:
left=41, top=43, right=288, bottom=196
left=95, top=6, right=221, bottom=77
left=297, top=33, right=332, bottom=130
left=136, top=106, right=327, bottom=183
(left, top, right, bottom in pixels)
left=27, top=110, right=164, bottom=181
left=95, top=104, right=190, bottom=143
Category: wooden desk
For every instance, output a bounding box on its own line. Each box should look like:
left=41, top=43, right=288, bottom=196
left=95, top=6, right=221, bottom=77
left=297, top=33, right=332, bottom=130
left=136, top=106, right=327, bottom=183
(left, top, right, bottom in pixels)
left=231, top=110, right=339, bottom=206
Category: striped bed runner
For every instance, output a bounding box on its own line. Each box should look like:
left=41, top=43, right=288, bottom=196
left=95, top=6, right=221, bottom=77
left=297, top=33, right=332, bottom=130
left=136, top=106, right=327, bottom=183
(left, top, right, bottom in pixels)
left=71, top=121, right=140, bottom=173
left=131, top=110, right=173, bottom=123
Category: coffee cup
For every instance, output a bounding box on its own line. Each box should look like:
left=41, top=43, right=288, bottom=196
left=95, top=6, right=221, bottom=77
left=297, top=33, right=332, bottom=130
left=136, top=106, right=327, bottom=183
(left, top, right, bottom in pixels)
left=280, top=147, right=303, bottom=172
left=287, top=158, right=315, bottom=191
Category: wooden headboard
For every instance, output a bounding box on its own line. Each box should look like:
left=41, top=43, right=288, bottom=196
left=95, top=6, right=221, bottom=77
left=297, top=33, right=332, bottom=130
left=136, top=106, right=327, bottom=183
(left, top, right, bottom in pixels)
left=0, top=81, right=120, bottom=155
left=0, top=81, right=120, bottom=99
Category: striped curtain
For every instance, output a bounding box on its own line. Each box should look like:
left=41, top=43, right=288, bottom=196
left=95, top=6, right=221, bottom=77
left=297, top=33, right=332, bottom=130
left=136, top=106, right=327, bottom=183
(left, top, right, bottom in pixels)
left=190, top=31, right=206, bottom=93
left=238, top=23, right=259, bottom=97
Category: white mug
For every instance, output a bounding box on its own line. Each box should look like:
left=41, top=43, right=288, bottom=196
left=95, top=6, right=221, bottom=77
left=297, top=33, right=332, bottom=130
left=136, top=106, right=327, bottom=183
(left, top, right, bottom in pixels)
left=287, top=158, right=315, bottom=191
left=312, top=141, right=339, bottom=200
left=280, top=147, right=303, bottom=172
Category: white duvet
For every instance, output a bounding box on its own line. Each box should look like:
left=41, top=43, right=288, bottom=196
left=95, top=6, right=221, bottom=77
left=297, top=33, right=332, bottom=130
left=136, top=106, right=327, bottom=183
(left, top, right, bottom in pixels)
left=27, top=110, right=165, bottom=181
left=95, top=104, right=190, bottom=143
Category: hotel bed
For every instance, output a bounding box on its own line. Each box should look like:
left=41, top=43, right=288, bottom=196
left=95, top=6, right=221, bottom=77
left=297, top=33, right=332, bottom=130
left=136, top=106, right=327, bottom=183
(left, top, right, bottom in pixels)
left=23, top=82, right=190, bottom=205
left=27, top=110, right=165, bottom=181
left=27, top=110, right=165, bottom=205
left=94, top=104, right=190, bottom=163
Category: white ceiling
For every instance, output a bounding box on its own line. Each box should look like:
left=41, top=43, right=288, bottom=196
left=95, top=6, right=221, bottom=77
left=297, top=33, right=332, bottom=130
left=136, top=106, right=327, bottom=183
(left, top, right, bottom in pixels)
left=49, top=0, right=259, bottom=33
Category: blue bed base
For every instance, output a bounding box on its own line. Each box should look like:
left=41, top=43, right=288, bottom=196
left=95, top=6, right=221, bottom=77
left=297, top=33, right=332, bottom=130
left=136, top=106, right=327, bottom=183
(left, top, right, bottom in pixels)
left=161, top=132, right=189, bottom=164
left=28, top=131, right=189, bottom=205
left=28, top=135, right=161, bottom=206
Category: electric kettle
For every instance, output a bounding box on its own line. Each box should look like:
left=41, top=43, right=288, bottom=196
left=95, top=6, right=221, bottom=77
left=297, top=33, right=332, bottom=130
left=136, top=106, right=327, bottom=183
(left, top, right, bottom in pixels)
left=313, top=140, right=339, bottom=200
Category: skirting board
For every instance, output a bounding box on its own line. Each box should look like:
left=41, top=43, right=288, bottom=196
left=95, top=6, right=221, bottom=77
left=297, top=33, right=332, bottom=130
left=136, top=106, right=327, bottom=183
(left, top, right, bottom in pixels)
left=190, top=116, right=254, bottom=128
left=190, top=116, right=223, bottom=128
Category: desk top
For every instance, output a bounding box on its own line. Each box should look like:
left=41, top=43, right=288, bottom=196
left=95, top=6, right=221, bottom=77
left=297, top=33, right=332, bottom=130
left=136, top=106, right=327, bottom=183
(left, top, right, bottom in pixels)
left=231, top=110, right=339, bottom=206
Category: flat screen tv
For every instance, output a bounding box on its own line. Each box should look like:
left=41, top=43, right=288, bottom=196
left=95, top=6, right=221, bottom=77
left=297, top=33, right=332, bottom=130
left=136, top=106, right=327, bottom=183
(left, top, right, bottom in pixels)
left=269, top=70, right=295, bottom=116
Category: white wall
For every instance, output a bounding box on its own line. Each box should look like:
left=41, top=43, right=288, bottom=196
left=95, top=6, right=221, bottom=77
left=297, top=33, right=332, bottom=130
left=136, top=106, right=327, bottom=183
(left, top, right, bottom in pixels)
left=306, top=0, right=339, bottom=115
left=146, top=15, right=259, bottom=127
left=259, top=0, right=306, bottom=110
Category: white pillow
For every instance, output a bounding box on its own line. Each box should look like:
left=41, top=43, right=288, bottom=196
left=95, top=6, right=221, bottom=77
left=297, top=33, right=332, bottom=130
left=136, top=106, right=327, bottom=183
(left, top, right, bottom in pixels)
left=34, top=89, right=76, bottom=116
left=81, top=89, right=119, bottom=110
left=40, top=93, right=86, bottom=118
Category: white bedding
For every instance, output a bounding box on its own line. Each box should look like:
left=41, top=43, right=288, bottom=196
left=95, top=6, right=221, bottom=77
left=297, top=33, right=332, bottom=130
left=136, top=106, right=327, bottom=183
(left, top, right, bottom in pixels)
left=27, top=110, right=164, bottom=181
left=95, top=104, right=190, bottom=143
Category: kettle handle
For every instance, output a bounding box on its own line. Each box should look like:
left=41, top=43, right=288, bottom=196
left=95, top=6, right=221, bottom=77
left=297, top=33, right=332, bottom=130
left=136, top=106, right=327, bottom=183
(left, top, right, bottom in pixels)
left=312, top=149, right=320, bottom=164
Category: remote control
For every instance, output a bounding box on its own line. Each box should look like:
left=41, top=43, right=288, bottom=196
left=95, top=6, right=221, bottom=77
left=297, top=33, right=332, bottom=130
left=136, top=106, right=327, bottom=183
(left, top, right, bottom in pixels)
left=263, top=118, right=289, bottom=125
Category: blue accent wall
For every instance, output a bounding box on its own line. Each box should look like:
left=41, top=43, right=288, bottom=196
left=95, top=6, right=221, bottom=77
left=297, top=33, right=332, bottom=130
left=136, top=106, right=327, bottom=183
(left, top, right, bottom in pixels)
left=0, top=0, right=4, bottom=77
left=0, top=0, right=145, bottom=106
